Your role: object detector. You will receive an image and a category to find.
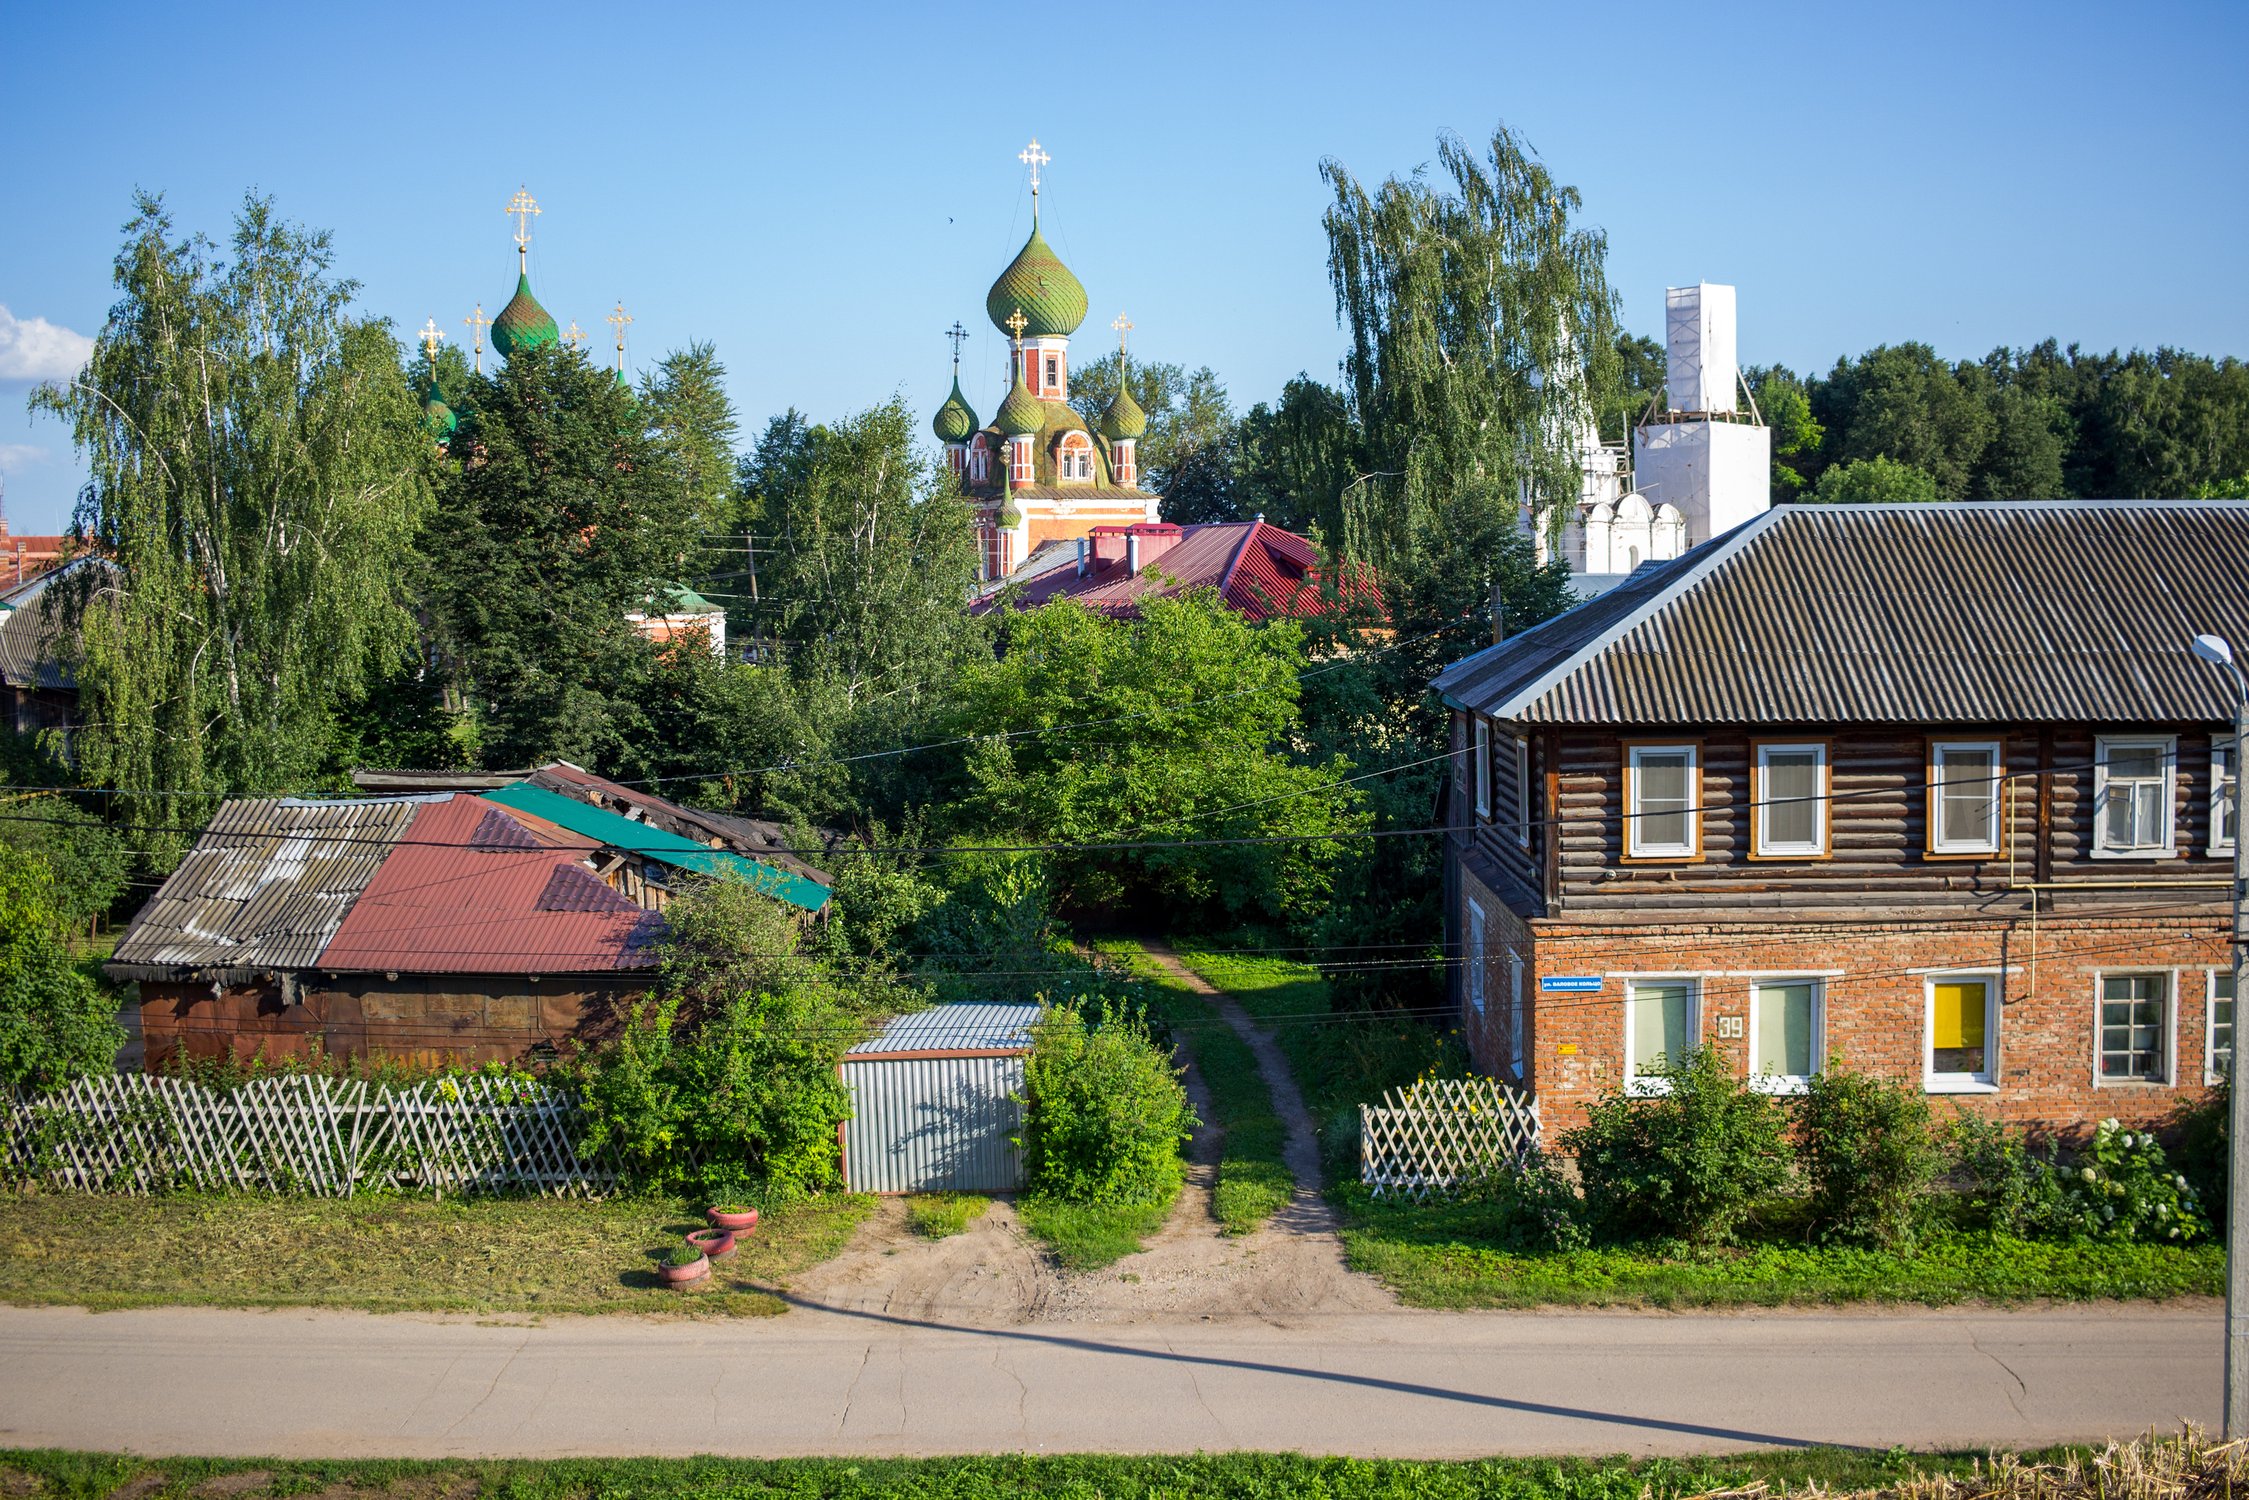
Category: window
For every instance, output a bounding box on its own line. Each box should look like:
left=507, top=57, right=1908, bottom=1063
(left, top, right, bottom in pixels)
left=2214, top=742, right=2238, bottom=854
left=2094, top=736, right=2176, bottom=856
left=1515, top=737, right=1534, bottom=850
left=1473, top=718, right=1492, bottom=820
left=1929, top=741, right=2001, bottom=854
left=1505, top=949, right=1526, bottom=1077
left=2097, top=972, right=2171, bottom=1083
left=1749, top=979, right=1822, bottom=1092
left=2210, top=971, right=2235, bottom=1084
left=1465, top=899, right=1488, bottom=1019
left=1626, top=744, right=1698, bottom=859
left=1926, top=974, right=1998, bottom=1090
left=1626, top=978, right=1698, bottom=1092
left=1044, top=355, right=1059, bottom=391
left=1754, top=742, right=1828, bottom=857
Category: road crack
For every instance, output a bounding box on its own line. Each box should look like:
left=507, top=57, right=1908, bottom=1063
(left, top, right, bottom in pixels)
left=441, top=1330, right=531, bottom=1437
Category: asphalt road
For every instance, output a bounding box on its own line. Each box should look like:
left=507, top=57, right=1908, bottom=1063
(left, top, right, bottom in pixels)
left=0, top=1301, right=2214, bottom=1459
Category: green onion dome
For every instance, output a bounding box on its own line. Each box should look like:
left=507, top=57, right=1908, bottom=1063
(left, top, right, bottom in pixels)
left=985, top=221, right=1087, bottom=338
left=420, top=374, right=457, bottom=440
left=997, top=501, right=1024, bottom=528
left=1098, top=382, right=1147, bottom=441
left=614, top=366, right=632, bottom=392
left=994, top=364, right=1045, bottom=438
left=492, top=272, right=559, bottom=358
left=932, top=375, right=979, bottom=443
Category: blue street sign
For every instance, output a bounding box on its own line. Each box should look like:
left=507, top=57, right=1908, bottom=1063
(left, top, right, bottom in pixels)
left=1540, top=975, right=1603, bottom=994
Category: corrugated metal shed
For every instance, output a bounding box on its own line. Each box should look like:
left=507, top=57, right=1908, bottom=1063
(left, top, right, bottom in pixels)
left=481, top=781, right=831, bottom=913
left=1436, top=500, right=2249, bottom=726
left=108, top=796, right=432, bottom=983
left=840, top=1004, right=1041, bottom=1194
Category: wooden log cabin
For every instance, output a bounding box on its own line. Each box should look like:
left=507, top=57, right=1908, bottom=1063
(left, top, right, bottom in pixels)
left=1434, top=500, right=2248, bottom=1139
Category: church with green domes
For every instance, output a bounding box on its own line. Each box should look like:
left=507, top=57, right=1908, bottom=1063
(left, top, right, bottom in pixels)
left=934, top=141, right=1159, bottom=583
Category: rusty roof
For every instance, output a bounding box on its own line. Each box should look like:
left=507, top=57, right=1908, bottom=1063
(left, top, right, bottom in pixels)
left=974, top=519, right=1373, bottom=622
left=1435, top=500, right=2249, bottom=727
left=107, top=796, right=433, bottom=983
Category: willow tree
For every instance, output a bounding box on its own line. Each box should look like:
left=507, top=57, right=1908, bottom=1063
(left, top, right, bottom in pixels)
left=33, top=194, right=431, bottom=841
left=1321, top=125, right=1616, bottom=669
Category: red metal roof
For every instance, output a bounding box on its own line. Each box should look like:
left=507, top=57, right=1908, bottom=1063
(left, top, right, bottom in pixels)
left=317, top=794, right=659, bottom=976
left=972, top=520, right=1380, bottom=622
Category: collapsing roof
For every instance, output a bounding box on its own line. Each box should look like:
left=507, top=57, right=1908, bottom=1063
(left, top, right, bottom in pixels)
left=1436, top=500, right=2249, bottom=727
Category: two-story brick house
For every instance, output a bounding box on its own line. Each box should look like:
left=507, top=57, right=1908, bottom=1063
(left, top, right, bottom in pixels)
left=1435, top=500, right=2246, bottom=1138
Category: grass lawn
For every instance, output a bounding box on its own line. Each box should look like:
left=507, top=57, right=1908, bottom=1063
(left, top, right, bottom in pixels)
left=0, top=1443, right=2117, bottom=1500
left=0, top=1191, right=871, bottom=1317
left=902, top=1192, right=988, bottom=1240
left=1015, top=1195, right=1173, bottom=1271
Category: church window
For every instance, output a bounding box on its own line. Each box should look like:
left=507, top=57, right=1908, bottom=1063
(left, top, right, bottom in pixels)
left=1045, top=355, right=1059, bottom=391
left=1059, top=433, right=1094, bottom=483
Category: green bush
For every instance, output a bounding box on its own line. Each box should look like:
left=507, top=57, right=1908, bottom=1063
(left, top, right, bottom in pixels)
left=1799, top=1064, right=1939, bottom=1249
left=1561, top=1048, right=1791, bottom=1246
left=1946, top=1112, right=2041, bottom=1236
left=0, top=847, right=124, bottom=1093
left=1455, top=1152, right=1589, bottom=1252
left=2030, top=1118, right=2206, bottom=1245
left=1019, top=1002, right=1196, bottom=1207
left=2169, top=1086, right=2227, bottom=1229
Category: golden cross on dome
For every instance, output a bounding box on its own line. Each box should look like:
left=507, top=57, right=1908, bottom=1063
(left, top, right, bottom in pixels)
left=1004, top=307, right=1028, bottom=347
left=606, top=301, right=633, bottom=371
left=1017, top=138, right=1050, bottom=198
left=1111, top=311, right=1133, bottom=360
left=945, top=320, right=969, bottom=368
left=505, top=187, right=541, bottom=259
left=418, top=319, right=445, bottom=361
left=463, top=303, right=491, bottom=373
left=563, top=320, right=589, bottom=350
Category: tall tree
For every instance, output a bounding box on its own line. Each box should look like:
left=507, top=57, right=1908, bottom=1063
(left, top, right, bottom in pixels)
left=1811, top=343, right=1994, bottom=500
left=32, top=194, right=431, bottom=841
left=641, top=341, right=740, bottom=531
left=1068, top=354, right=1235, bottom=493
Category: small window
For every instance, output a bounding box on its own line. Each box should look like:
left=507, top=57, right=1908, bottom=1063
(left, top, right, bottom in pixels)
left=1927, top=974, right=1998, bottom=1091
left=2210, top=971, right=2235, bottom=1084
left=1929, top=741, right=2001, bottom=855
left=1473, top=719, right=1493, bottom=820
left=1515, top=737, right=1533, bottom=850
left=1754, top=742, right=1827, bottom=856
left=2095, top=736, right=2176, bottom=856
left=1750, top=979, right=1822, bottom=1092
left=2214, top=742, right=2238, bottom=855
left=1626, top=744, right=1698, bottom=859
left=2098, top=972, right=2170, bottom=1083
left=1505, top=949, right=1526, bottom=1077
left=1044, top=355, right=1058, bottom=391
left=1465, top=898, right=1488, bottom=1019
left=1626, top=977, right=1698, bottom=1092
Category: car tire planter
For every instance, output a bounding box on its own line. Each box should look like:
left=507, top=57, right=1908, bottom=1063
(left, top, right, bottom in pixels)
left=707, top=1207, right=759, bottom=1234
left=686, top=1228, right=735, bottom=1259
left=659, top=1254, right=710, bottom=1287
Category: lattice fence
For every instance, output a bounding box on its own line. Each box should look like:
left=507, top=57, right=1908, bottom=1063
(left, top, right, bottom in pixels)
left=3, top=1074, right=614, bottom=1197
left=1359, top=1077, right=1541, bottom=1202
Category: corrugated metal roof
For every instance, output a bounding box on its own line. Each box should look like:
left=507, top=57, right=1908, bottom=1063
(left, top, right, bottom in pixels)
left=972, top=520, right=1369, bottom=622
left=847, top=1003, right=1042, bottom=1056
left=839, top=1053, right=1026, bottom=1192
left=1436, top=500, right=2249, bottom=726
left=527, top=763, right=837, bottom=891
left=481, top=781, right=830, bottom=912
left=108, top=796, right=432, bottom=981
left=317, top=794, right=660, bottom=976
left=0, top=566, right=77, bottom=692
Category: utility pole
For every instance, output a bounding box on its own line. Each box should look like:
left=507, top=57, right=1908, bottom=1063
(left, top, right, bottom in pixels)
left=2192, top=632, right=2249, bottom=1438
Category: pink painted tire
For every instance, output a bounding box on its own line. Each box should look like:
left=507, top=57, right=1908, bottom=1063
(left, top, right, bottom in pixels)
left=659, top=1254, right=710, bottom=1286
left=707, top=1207, right=759, bottom=1234
left=686, top=1228, right=735, bottom=1259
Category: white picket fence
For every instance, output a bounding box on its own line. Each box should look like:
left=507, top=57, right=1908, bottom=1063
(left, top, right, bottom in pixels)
left=1359, top=1077, right=1542, bottom=1202
left=3, top=1073, right=614, bottom=1197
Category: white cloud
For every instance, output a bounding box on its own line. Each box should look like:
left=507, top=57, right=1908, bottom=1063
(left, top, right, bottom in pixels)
left=0, top=444, right=50, bottom=473
left=0, top=306, right=94, bottom=382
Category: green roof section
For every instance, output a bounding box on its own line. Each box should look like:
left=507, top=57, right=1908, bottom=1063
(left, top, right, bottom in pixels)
left=493, top=272, right=559, bottom=358
left=421, top=374, right=457, bottom=440
left=480, top=782, right=831, bottom=913
left=933, top=375, right=979, bottom=443
left=985, top=221, right=1087, bottom=338
left=1099, top=382, right=1146, bottom=440
left=995, top=364, right=1045, bottom=438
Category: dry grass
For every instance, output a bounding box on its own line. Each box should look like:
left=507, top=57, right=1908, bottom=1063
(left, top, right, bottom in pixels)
left=1694, top=1431, right=2246, bottom=1500
left=0, top=1190, right=871, bottom=1318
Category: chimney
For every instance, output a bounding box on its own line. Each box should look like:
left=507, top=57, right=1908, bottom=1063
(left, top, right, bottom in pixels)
left=1090, top=528, right=1129, bottom=569
left=1127, top=533, right=1140, bottom=572
left=1126, top=522, right=1184, bottom=569
left=1075, top=537, right=1089, bottom=577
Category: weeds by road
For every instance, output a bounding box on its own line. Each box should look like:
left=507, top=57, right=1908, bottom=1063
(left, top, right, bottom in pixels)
left=902, top=1193, right=988, bottom=1240
left=1015, top=1196, right=1173, bottom=1270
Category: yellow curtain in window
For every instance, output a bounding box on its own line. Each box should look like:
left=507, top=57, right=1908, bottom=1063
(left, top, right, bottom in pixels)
left=1933, top=982, right=1986, bottom=1050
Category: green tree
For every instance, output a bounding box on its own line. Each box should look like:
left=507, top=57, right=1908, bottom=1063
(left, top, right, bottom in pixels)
left=1807, top=455, right=1944, bottom=505
left=641, top=341, right=740, bottom=531
left=941, top=594, right=1364, bottom=925
left=418, top=341, right=694, bottom=771
left=31, top=194, right=432, bottom=841
left=1811, top=344, right=1993, bottom=500
left=1749, top=366, right=1823, bottom=498
left=1070, top=354, right=1235, bottom=493
left=1606, top=330, right=1666, bottom=438
left=0, top=846, right=123, bottom=1092
left=1972, top=384, right=2072, bottom=499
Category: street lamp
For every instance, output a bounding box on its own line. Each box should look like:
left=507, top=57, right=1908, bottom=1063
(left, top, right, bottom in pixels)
left=2192, top=631, right=2249, bottom=1438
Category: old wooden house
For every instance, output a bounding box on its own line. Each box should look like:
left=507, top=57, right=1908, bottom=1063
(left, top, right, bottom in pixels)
left=1434, top=500, right=2246, bottom=1138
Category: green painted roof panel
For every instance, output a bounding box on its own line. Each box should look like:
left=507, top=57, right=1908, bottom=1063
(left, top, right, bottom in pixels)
left=480, top=782, right=830, bottom=912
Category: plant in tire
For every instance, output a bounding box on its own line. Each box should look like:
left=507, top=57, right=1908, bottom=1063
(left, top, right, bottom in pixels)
left=1561, top=1047, right=1791, bottom=1246
left=1018, top=1002, right=1197, bottom=1206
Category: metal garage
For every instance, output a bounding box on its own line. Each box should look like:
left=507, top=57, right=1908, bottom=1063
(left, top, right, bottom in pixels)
left=838, top=1003, right=1039, bottom=1194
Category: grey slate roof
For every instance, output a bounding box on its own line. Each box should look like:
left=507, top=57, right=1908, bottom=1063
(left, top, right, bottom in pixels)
left=1436, top=500, right=2249, bottom=727
left=0, top=568, right=76, bottom=692
left=108, top=797, right=435, bottom=983
left=847, top=1003, right=1041, bottom=1056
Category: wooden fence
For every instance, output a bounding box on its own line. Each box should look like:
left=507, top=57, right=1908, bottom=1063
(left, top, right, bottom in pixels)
left=1359, top=1077, right=1541, bottom=1202
left=3, top=1073, right=613, bottom=1196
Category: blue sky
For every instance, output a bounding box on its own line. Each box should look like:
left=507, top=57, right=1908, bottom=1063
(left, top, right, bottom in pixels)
left=2, top=0, right=2243, bottom=533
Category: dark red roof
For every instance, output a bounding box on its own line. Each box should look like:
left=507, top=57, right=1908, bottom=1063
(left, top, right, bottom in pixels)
left=317, top=794, right=659, bottom=976
left=973, top=520, right=1381, bottom=623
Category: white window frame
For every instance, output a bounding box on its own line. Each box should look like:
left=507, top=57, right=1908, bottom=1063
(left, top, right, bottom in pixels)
left=2093, top=969, right=2176, bottom=1086
left=2092, top=734, right=2177, bottom=859
left=1753, top=741, right=1829, bottom=857
left=1747, top=978, right=1825, bottom=1095
left=2213, top=740, right=2238, bottom=856
left=1505, top=948, right=1526, bottom=1078
left=1473, top=718, right=1492, bottom=821
left=1929, top=740, right=2002, bottom=856
left=2208, top=968, right=2235, bottom=1085
left=1623, top=975, right=1701, bottom=1095
left=1465, top=897, right=1488, bottom=1020
left=1924, top=971, right=2000, bottom=1094
left=1625, top=743, right=1700, bottom=860
left=1514, top=736, right=1534, bottom=850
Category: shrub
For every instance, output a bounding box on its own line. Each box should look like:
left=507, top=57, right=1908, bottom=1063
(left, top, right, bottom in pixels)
left=1019, top=1002, right=1196, bottom=1206
left=0, top=847, right=124, bottom=1092
left=1456, top=1152, right=1589, bottom=1252
left=1561, top=1047, right=1791, bottom=1246
left=2169, top=1085, right=2227, bottom=1229
left=1947, top=1112, right=2041, bottom=1236
left=1799, top=1064, right=1940, bottom=1249
left=2031, top=1118, right=2206, bottom=1245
